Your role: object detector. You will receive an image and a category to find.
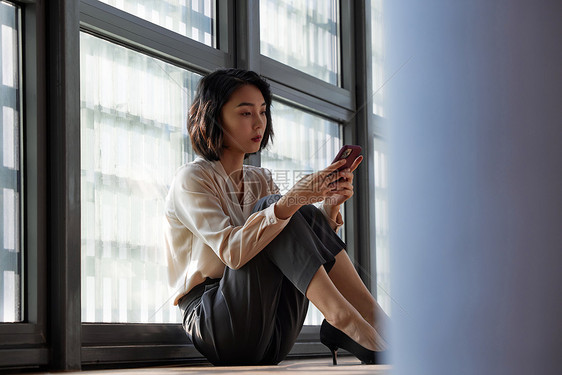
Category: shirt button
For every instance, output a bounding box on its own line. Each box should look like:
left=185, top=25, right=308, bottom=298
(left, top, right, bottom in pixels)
left=269, top=218, right=275, bottom=224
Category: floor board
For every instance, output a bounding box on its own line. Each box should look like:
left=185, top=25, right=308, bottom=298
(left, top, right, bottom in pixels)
left=29, top=358, right=390, bottom=375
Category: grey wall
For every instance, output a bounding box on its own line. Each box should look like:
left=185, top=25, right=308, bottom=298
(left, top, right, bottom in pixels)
left=386, top=1, right=562, bottom=374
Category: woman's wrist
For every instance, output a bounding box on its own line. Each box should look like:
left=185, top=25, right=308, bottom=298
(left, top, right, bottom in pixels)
left=323, top=202, right=341, bottom=222
left=273, top=192, right=302, bottom=220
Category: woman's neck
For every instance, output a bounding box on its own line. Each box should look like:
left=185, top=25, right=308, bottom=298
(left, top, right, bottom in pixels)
left=219, top=150, right=245, bottom=182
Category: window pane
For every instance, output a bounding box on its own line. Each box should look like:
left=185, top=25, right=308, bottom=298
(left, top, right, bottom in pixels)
left=372, top=137, right=390, bottom=315
left=98, top=0, right=216, bottom=47
left=80, top=32, right=200, bottom=323
left=0, top=1, right=21, bottom=323
left=370, top=0, right=384, bottom=116
left=260, top=0, right=340, bottom=85
left=261, top=101, right=342, bottom=325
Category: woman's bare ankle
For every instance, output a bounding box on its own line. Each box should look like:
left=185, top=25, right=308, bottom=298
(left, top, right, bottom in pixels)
left=324, top=306, right=353, bottom=330
left=325, top=308, right=386, bottom=352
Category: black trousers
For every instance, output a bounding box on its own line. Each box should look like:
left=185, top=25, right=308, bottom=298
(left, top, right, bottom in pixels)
left=179, top=194, right=346, bottom=365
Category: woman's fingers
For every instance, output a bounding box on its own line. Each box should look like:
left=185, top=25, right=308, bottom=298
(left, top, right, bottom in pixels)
left=330, top=180, right=353, bottom=192
left=326, top=170, right=342, bottom=183
left=349, top=155, right=363, bottom=173
left=324, top=159, right=346, bottom=174
left=325, top=155, right=362, bottom=177
left=291, top=156, right=360, bottom=205
left=327, top=171, right=353, bottom=187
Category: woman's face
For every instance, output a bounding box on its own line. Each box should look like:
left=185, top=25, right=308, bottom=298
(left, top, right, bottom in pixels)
left=220, top=84, right=267, bottom=157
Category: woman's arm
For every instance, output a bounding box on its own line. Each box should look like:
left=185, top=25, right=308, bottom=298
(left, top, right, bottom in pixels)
left=273, top=193, right=302, bottom=220
left=321, top=203, right=342, bottom=223
left=267, top=168, right=343, bottom=231
left=295, top=155, right=363, bottom=231
left=273, top=159, right=347, bottom=220
left=316, top=202, right=344, bottom=232
left=171, top=165, right=290, bottom=270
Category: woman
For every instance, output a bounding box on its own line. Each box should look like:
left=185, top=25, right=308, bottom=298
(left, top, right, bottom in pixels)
left=164, top=69, right=389, bottom=366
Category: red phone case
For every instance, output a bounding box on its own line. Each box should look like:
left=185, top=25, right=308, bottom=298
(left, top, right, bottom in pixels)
left=332, top=145, right=362, bottom=171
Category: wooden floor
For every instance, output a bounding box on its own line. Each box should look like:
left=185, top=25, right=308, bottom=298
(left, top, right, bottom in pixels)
left=30, top=358, right=390, bottom=375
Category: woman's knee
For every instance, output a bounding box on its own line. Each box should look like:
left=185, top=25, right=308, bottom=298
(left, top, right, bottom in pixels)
left=251, top=194, right=282, bottom=212
left=252, top=196, right=323, bottom=224
left=297, top=204, right=322, bottom=221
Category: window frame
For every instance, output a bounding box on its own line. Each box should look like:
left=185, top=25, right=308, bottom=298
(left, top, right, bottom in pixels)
left=0, top=0, right=378, bottom=370
left=257, top=0, right=355, bottom=111
left=0, top=0, right=49, bottom=369
left=363, top=0, right=388, bottom=295
left=76, top=0, right=357, bottom=365
left=79, top=0, right=231, bottom=74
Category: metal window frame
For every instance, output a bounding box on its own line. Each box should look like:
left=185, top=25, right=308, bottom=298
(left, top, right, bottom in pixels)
left=363, top=0, right=388, bottom=295
left=348, top=0, right=374, bottom=290
left=46, top=0, right=82, bottom=370
left=80, top=324, right=330, bottom=367
left=0, top=0, right=377, bottom=370
left=257, top=0, right=355, bottom=112
left=79, top=0, right=231, bottom=75
left=0, top=0, right=49, bottom=369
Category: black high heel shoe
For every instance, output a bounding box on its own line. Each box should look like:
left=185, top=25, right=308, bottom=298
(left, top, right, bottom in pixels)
left=319, top=319, right=388, bottom=365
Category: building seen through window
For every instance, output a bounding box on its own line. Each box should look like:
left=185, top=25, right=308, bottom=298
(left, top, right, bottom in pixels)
left=98, top=0, right=216, bottom=47
left=260, top=0, right=340, bottom=85
left=0, top=0, right=21, bottom=323
left=373, top=137, right=390, bottom=315
left=80, top=32, right=199, bottom=323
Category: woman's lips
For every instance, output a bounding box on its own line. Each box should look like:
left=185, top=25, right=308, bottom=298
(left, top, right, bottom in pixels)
left=252, top=136, right=262, bottom=142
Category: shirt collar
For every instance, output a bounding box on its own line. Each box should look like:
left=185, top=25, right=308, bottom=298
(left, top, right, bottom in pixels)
left=194, top=156, right=247, bottom=184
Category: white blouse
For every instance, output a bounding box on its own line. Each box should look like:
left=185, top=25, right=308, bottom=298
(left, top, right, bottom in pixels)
left=164, top=157, right=343, bottom=305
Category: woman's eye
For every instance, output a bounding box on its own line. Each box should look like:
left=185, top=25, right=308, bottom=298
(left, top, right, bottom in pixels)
left=260, top=111, right=266, bottom=116
left=241, top=112, right=251, bottom=116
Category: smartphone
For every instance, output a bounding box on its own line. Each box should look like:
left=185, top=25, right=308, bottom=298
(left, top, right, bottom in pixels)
left=331, top=145, right=362, bottom=171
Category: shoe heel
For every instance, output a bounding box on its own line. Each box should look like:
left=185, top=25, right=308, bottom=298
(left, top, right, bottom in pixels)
left=329, top=347, right=338, bottom=366
left=320, top=319, right=385, bottom=365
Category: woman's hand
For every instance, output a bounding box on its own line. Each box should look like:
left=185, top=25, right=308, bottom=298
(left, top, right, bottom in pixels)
left=325, top=156, right=363, bottom=207
left=273, top=159, right=347, bottom=220
left=323, top=156, right=363, bottom=220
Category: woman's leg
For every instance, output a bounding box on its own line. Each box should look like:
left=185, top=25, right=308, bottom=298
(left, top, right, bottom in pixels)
left=327, top=251, right=390, bottom=340
left=293, top=204, right=390, bottom=342
left=185, top=195, right=385, bottom=364
left=305, top=264, right=387, bottom=352
left=185, top=195, right=338, bottom=365
left=263, top=200, right=388, bottom=351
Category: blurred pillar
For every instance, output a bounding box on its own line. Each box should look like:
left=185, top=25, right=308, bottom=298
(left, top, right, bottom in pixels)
left=386, top=1, right=562, bottom=374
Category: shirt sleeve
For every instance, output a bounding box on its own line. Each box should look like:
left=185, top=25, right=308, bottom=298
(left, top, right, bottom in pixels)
left=171, top=165, right=290, bottom=270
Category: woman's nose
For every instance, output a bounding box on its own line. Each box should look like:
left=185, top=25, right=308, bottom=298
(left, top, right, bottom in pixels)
left=254, top=114, right=265, bottom=128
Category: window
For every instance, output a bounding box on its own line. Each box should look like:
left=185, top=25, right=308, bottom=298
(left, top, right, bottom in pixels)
left=260, top=0, right=340, bottom=85
left=367, top=0, right=390, bottom=314
left=261, top=101, right=342, bottom=325
left=262, top=102, right=341, bottom=180
left=2, top=0, right=378, bottom=370
left=80, top=32, right=200, bottom=323
left=370, top=0, right=384, bottom=116
left=0, top=0, right=21, bottom=323
left=98, top=0, right=216, bottom=47
left=372, top=137, right=390, bottom=314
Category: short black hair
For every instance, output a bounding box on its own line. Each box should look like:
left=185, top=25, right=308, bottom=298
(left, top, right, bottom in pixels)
left=188, top=69, right=274, bottom=161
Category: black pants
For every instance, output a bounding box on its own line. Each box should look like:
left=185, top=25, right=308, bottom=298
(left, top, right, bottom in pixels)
left=179, top=194, right=346, bottom=365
